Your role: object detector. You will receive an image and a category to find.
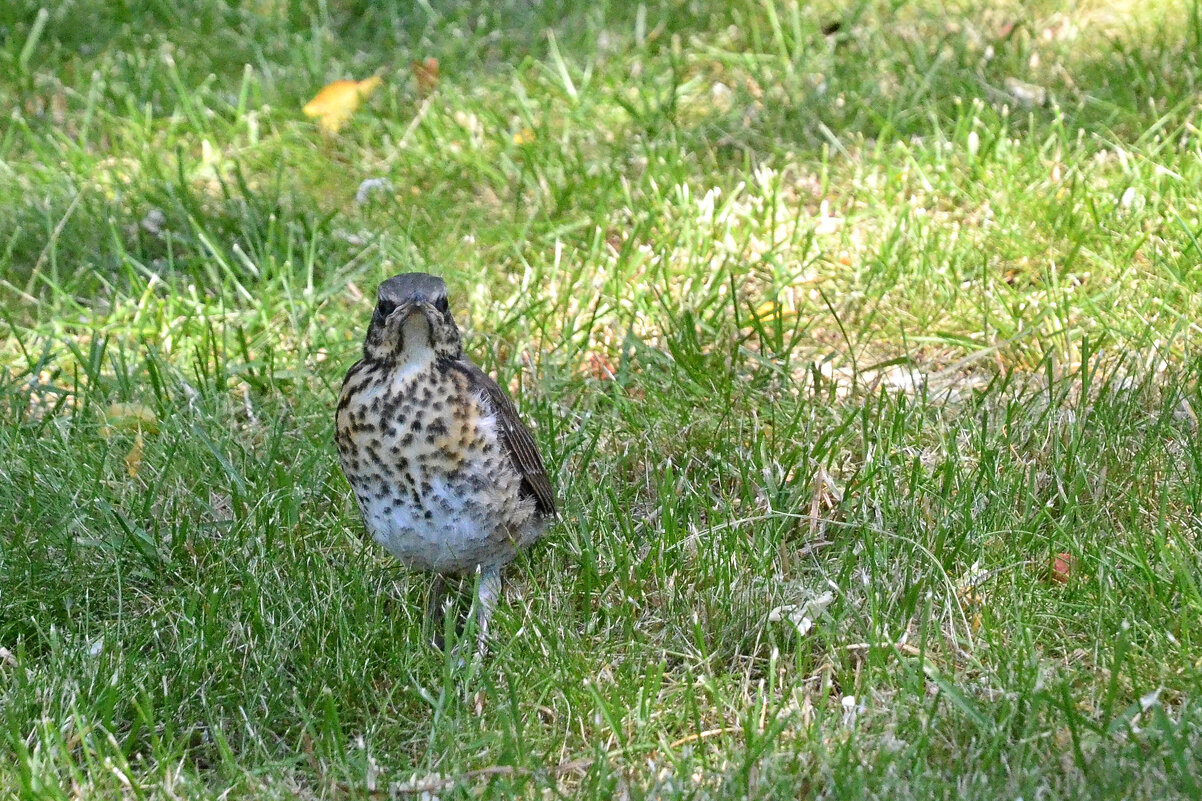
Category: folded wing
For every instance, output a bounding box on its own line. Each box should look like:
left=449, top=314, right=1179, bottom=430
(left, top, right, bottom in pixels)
left=452, top=360, right=557, bottom=518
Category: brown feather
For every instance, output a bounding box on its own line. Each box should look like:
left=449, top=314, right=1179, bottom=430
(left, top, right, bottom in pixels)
left=450, top=360, right=557, bottom=518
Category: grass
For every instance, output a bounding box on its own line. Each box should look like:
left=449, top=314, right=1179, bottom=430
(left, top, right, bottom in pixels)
left=2, top=0, right=1202, bottom=797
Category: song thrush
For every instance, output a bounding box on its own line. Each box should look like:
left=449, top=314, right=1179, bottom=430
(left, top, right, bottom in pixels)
left=335, top=272, right=556, bottom=654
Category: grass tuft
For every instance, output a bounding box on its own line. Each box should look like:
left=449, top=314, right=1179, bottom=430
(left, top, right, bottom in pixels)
left=3, top=0, right=1202, bottom=797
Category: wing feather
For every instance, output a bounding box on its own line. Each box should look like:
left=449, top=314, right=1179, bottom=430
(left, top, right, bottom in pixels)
left=451, top=359, right=557, bottom=517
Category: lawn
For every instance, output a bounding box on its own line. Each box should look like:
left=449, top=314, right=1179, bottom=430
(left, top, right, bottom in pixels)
left=2, top=0, right=1202, bottom=797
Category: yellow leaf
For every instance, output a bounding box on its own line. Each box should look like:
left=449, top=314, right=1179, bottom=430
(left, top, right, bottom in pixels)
left=105, top=402, right=159, bottom=434
left=512, top=127, right=536, bottom=145
left=303, top=75, right=383, bottom=135
left=126, top=430, right=144, bottom=478
left=754, top=300, right=778, bottom=319
left=753, top=299, right=796, bottom=321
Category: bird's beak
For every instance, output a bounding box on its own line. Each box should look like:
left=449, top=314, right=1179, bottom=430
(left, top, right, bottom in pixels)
left=411, top=300, right=439, bottom=324
left=386, top=301, right=416, bottom=323
left=386, top=301, right=440, bottom=344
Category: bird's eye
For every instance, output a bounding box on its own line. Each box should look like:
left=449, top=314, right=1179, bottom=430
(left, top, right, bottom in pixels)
left=434, top=296, right=449, bottom=314
left=377, top=299, right=397, bottom=317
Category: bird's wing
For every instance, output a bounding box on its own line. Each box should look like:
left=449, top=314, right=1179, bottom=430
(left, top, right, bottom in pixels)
left=452, top=359, right=557, bottom=517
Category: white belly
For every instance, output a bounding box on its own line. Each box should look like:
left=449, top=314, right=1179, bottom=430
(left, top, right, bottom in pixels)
left=363, top=472, right=539, bottom=574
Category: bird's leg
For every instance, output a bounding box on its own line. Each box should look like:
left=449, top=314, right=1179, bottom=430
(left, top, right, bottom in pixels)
left=473, top=565, right=502, bottom=658
left=426, top=574, right=449, bottom=650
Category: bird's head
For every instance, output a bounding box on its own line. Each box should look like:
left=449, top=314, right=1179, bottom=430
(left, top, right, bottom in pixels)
left=363, top=272, right=462, bottom=363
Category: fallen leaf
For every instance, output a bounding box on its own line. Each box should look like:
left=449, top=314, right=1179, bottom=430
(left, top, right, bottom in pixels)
left=105, top=402, right=159, bottom=433
left=512, top=127, right=536, bottom=145
left=752, top=298, right=797, bottom=322
left=104, top=403, right=156, bottom=479
left=768, top=590, right=835, bottom=637
left=957, top=588, right=985, bottom=606
left=411, top=57, right=439, bottom=97
left=303, top=75, right=383, bottom=135
left=957, top=586, right=985, bottom=632
left=125, top=430, right=144, bottom=478
left=954, top=562, right=995, bottom=632
left=1050, top=552, right=1074, bottom=584
left=583, top=351, right=616, bottom=380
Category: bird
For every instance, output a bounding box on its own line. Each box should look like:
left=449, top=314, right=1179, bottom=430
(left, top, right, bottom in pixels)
left=334, top=272, right=556, bottom=656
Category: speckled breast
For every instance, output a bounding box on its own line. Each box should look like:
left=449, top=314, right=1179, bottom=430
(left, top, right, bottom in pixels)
left=336, top=359, right=543, bottom=574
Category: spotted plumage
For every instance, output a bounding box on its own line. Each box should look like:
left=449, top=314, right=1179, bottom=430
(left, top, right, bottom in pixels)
left=335, top=272, right=556, bottom=653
